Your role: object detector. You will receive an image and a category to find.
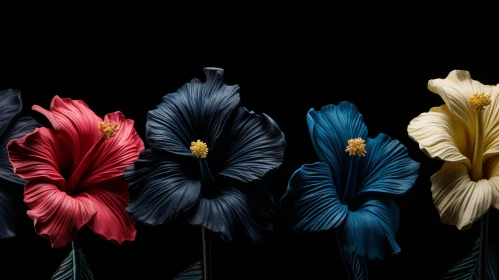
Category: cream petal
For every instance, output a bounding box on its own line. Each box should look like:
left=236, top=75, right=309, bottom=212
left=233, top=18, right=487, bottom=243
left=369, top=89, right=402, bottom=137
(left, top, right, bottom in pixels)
left=431, top=162, right=492, bottom=230
left=428, top=70, right=487, bottom=142
left=408, top=105, right=471, bottom=166
left=483, top=84, right=499, bottom=160
left=484, top=155, right=499, bottom=209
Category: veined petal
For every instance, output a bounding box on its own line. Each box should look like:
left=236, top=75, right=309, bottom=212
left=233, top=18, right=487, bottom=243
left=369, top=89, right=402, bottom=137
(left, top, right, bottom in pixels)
left=484, top=155, right=499, bottom=209
left=24, top=181, right=97, bottom=248
left=189, top=187, right=274, bottom=242
left=146, top=68, right=240, bottom=156
left=483, top=84, right=499, bottom=160
left=218, top=107, right=286, bottom=183
left=125, top=149, right=201, bottom=225
left=408, top=105, right=471, bottom=165
left=85, top=178, right=136, bottom=244
left=32, top=96, right=102, bottom=171
left=280, top=162, right=347, bottom=232
left=340, top=199, right=400, bottom=260
left=307, top=102, right=368, bottom=188
left=7, top=128, right=67, bottom=189
left=431, top=162, right=493, bottom=230
left=69, top=112, right=144, bottom=190
left=0, top=117, right=40, bottom=184
left=0, top=186, right=18, bottom=238
left=356, top=134, right=420, bottom=196
left=0, top=89, right=22, bottom=137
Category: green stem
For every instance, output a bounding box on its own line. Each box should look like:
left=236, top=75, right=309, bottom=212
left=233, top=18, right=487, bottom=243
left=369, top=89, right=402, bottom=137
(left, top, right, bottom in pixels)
left=71, top=240, right=80, bottom=280
left=471, top=112, right=484, bottom=181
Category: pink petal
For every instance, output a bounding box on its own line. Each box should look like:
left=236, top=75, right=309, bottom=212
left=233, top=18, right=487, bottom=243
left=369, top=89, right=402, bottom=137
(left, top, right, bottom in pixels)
left=24, top=181, right=97, bottom=248
left=7, top=127, right=69, bottom=190
left=85, top=178, right=136, bottom=244
left=32, top=96, right=102, bottom=174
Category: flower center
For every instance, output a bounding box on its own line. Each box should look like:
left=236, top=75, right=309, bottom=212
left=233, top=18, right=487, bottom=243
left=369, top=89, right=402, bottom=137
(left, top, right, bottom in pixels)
left=190, top=139, right=208, bottom=158
left=469, top=93, right=491, bottom=111
left=345, top=138, right=367, bottom=156
left=98, top=122, right=119, bottom=140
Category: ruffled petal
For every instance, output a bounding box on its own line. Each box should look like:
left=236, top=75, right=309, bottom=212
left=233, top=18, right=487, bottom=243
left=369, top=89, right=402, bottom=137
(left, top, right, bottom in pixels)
left=189, top=187, right=274, bottom=242
left=431, top=162, right=493, bottom=230
left=280, top=162, right=347, bottom=232
left=484, top=156, right=499, bottom=209
left=146, top=67, right=240, bottom=156
left=356, top=134, right=420, bottom=196
left=68, top=112, right=143, bottom=191
left=340, top=199, right=400, bottom=260
left=408, top=105, right=471, bottom=165
left=85, top=178, right=136, bottom=244
left=0, top=117, right=40, bottom=184
left=218, top=107, right=285, bottom=183
left=483, top=84, right=499, bottom=160
left=7, top=128, right=67, bottom=189
left=0, top=186, right=18, bottom=238
left=32, top=96, right=102, bottom=171
left=307, top=102, right=368, bottom=188
left=125, top=149, right=201, bottom=225
left=24, top=181, right=97, bottom=248
left=0, top=89, right=22, bottom=137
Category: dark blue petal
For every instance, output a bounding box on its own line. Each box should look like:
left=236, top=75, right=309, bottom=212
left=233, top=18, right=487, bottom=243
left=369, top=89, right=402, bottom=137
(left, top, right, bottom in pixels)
left=0, top=185, right=18, bottom=238
left=0, top=117, right=40, bottom=184
left=189, top=187, right=274, bottom=242
left=146, top=67, right=240, bottom=156
left=340, top=199, right=400, bottom=260
left=356, top=133, right=420, bottom=197
left=0, top=89, right=23, bottom=138
left=280, top=162, right=348, bottom=232
left=218, top=107, right=286, bottom=183
left=125, top=149, right=202, bottom=225
left=307, top=102, right=368, bottom=190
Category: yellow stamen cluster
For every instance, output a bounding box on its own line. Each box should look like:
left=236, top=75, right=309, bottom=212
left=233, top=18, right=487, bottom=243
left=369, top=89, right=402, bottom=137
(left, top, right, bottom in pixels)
left=469, top=93, right=491, bottom=111
left=190, top=139, right=208, bottom=158
left=98, top=122, right=119, bottom=140
left=345, top=138, right=367, bottom=156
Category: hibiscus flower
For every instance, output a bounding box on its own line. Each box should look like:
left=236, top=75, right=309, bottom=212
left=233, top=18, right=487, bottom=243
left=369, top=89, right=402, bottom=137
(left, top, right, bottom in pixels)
left=7, top=96, right=144, bottom=247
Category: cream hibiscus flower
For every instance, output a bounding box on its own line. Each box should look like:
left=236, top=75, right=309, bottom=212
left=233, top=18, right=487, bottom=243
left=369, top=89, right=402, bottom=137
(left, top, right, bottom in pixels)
left=408, top=70, right=499, bottom=230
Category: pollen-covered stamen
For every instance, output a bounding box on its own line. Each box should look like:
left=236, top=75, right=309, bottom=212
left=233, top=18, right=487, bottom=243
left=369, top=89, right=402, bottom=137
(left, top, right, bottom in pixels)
left=190, top=139, right=208, bottom=158
left=98, top=122, right=119, bottom=140
left=469, top=93, right=491, bottom=111
left=345, top=138, right=367, bottom=156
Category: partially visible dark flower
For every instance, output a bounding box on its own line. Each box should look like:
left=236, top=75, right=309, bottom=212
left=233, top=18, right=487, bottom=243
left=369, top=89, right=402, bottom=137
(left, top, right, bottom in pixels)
left=125, top=67, right=286, bottom=241
left=0, top=89, right=40, bottom=238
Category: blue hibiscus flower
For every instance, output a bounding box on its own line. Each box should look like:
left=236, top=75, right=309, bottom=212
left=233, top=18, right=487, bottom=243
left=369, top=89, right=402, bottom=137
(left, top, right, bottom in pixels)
left=124, top=67, right=286, bottom=241
left=0, top=89, right=40, bottom=238
left=281, top=102, right=420, bottom=259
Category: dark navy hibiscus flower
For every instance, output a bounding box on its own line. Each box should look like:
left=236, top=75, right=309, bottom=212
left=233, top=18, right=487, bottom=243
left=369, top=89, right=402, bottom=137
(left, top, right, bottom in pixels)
left=0, top=89, right=39, bottom=238
left=124, top=67, right=286, bottom=241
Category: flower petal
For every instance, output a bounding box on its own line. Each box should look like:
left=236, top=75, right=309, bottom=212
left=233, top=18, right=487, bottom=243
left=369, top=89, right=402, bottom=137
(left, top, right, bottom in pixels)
left=484, top=156, right=499, bottom=209
left=0, top=186, right=18, bottom=238
left=280, top=162, right=347, bottom=232
left=340, top=199, right=400, bottom=260
left=146, top=68, right=240, bottom=156
left=408, top=105, right=471, bottom=165
left=356, top=133, right=420, bottom=196
left=0, top=89, right=22, bottom=137
left=32, top=96, right=102, bottom=171
left=218, top=107, right=285, bottom=183
left=7, top=128, right=68, bottom=189
left=483, top=84, right=499, bottom=159
left=125, top=149, right=201, bottom=225
left=85, top=178, right=136, bottom=244
left=68, top=112, right=144, bottom=190
left=24, top=181, right=97, bottom=248
left=307, top=102, right=368, bottom=188
left=189, top=187, right=274, bottom=242
left=0, top=117, right=40, bottom=185
left=431, top=162, right=493, bottom=230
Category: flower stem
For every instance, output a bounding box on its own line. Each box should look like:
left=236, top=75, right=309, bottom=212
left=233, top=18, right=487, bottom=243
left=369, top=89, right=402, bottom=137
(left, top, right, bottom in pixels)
left=199, top=159, right=215, bottom=184
left=71, top=240, right=80, bottom=280
left=201, top=228, right=212, bottom=280
left=343, top=156, right=359, bottom=204
left=471, top=112, right=484, bottom=181
left=334, top=231, right=353, bottom=280
left=479, top=211, right=489, bottom=280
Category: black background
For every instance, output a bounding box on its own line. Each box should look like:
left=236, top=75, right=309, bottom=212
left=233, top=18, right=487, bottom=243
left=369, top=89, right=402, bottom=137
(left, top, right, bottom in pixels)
left=1, top=47, right=498, bottom=279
